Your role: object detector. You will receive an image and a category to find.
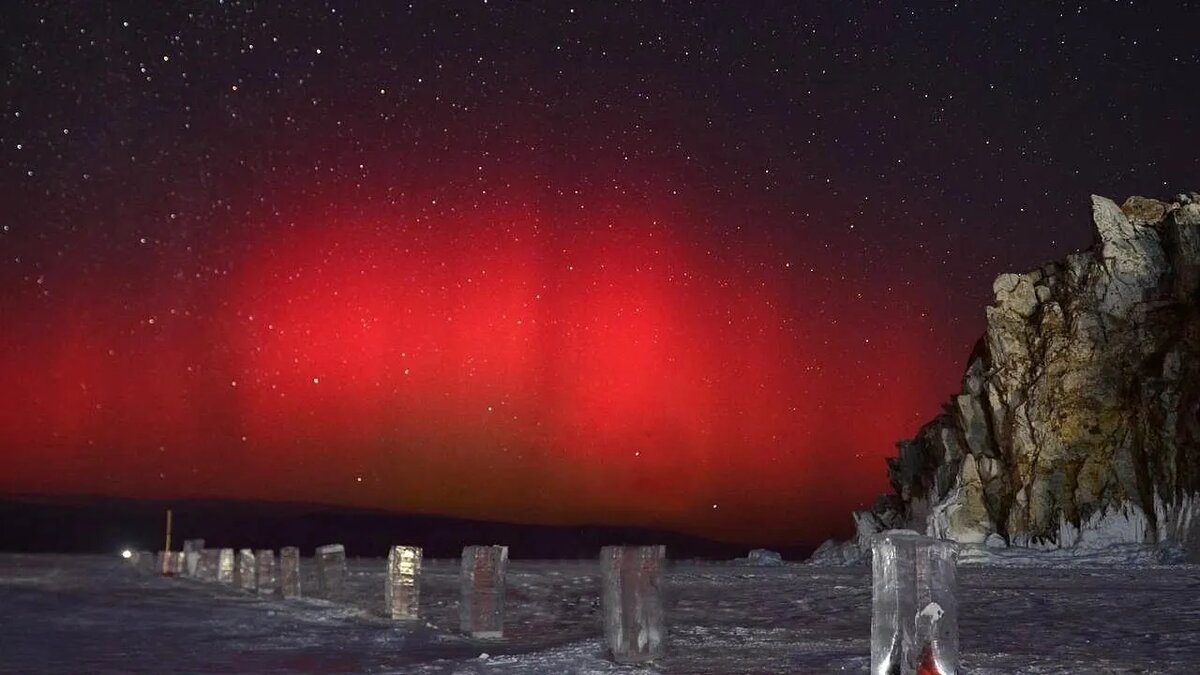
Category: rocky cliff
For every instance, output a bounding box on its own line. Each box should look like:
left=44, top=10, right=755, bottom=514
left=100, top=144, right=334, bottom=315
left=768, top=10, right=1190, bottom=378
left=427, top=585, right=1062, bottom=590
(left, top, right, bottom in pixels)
left=852, top=193, right=1200, bottom=559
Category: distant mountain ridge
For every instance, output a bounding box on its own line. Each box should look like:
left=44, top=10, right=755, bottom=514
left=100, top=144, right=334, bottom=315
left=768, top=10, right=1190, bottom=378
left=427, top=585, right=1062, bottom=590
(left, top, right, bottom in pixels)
left=0, top=493, right=813, bottom=560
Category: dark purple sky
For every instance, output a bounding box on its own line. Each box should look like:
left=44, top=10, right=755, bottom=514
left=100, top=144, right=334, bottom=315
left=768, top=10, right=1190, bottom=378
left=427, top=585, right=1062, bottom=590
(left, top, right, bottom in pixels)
left=2, top=1, right=1197, bottom=545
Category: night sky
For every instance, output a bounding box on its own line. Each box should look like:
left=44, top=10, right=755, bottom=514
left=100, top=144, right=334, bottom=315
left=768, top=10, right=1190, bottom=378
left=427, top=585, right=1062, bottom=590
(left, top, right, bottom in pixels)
left=2, top=2, right=1197, bottom=546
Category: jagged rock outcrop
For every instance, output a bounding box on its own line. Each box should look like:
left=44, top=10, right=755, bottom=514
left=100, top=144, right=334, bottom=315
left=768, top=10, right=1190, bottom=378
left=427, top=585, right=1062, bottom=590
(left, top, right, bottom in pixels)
left=854, top=193, right=1200, bottom=560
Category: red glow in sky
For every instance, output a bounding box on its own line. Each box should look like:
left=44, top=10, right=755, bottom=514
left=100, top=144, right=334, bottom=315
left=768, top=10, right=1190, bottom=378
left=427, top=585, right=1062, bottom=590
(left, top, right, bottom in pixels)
left=0, top=182, right=958, bottom=545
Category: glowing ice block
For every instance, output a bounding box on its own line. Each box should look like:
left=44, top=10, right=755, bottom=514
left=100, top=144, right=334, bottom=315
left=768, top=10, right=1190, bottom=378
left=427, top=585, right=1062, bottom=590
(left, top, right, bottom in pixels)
left=217, top=548, right=235, bottom=584
left=870, top=530, right=959, bottom=675
left=385, top=545, right=422, bottom=620
left=279, top=546, right=301, bottom=599
left=255, top=549, right=277, bottom=596
left=459, top=545, right=508, bottom=638
left=600, top=545, right=666, bottom=664
left=315, top=544, right=347, bottom=601
left=235, top=549, right=256, bottom=591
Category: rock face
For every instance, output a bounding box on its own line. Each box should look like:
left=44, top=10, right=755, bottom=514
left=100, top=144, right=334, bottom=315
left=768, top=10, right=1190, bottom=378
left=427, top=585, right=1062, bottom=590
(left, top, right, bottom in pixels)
left=856, top=194, right=1200, bottom=559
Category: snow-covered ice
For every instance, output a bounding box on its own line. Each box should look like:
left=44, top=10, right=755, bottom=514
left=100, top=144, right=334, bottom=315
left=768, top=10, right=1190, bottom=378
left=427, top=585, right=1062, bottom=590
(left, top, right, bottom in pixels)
left=1, top=553, right=1198, bottom=673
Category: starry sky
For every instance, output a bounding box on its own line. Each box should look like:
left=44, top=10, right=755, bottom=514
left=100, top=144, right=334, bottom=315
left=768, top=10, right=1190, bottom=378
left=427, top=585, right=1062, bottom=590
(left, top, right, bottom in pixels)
left=2, top=2, right=1197, bottom=546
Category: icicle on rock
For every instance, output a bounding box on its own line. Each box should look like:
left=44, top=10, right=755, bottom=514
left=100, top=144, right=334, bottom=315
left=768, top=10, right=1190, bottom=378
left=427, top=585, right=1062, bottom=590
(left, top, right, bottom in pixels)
left=459, top=545, right=508, bottom=638
left=600, top=545, right=667, bottom=664
left=315, top=544, right=347, bottom=601
left=871, top=530, right=959, bottom=675
left=279, top=546, right=301, bottom=599
left=386, top=545, right=422, bottom=620
left=255, top=549, right=277, bottom=596
left=235, top=549, right=256, bottom=591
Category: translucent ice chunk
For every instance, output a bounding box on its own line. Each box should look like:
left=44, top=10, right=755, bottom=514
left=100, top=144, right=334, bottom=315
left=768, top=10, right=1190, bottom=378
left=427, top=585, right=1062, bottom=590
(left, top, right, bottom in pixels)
left=871, top=530, right=959, bottom=675
left=459, top=545, right=508, bottom=638
left=600, top=545, right=666, bottom=664
left=255, top=549, right=277, bottom=596
left=315, top=544, right=347, bottom=601
left=217, top=548, right=235, bottom=584
left=386, top=545, right=422, bottom=620
left=235, top=549, right=256, bottom=591
left=279, top=546, right=301, bottom=599
left=197, top=549, right=220, bottom=581
left=182, top=539, right=204, bottom=577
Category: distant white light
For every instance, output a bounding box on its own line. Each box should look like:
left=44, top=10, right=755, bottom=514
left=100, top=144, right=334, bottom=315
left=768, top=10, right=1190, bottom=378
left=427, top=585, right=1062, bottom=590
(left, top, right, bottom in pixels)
left=121, top=549, right=133, bottom=559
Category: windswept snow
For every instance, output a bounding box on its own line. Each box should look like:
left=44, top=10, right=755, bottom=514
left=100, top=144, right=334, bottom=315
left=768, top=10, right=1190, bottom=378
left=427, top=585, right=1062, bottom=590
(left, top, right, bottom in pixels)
left=1, top=554, right=1198, bottom=673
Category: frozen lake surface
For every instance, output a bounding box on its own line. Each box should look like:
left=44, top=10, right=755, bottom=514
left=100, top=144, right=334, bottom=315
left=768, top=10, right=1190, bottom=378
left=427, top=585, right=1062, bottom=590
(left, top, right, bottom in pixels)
left=2, top=553, right=1199, bottom=673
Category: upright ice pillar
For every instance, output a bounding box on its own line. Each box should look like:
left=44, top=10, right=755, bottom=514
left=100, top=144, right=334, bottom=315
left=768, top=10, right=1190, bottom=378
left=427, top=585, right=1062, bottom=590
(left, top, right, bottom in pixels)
left=197, top=549, right=220, bottom=581
left=135, top=550, right=156, bottom=574
left=279, top=546, right=301, bottom=599
left=459, top=545, right=508, bottom=638
left=385, top=545, right=422, bottom=620
left=217, top=548, right=235, bottom=584
left=600, top=545, right=666, bottom=664
left=157, top=550, right=183, bottom=575
left=315, top=544, right=347, bottom=601
left=255, top=549, right=277, bottom=596
left=235, top=549, right=256, bottom=591
left=871, top=530, right=959, bottom=675
left=182, top=539, right=205, bottom=577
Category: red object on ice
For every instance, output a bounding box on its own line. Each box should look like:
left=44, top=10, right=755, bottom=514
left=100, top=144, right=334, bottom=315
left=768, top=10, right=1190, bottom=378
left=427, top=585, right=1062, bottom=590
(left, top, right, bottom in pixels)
left=916, top=643, right=940, bottom=675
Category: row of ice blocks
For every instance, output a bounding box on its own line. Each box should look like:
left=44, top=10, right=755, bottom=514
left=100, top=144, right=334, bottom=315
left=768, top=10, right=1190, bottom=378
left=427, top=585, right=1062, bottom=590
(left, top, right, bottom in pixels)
left=170, top=542, right=353, bottom=603
left=383, top=544, right=665, bottom=663
left=380, top=535, right=953, bottom=671
left=174, top=539, right=297, bottom=599
left=152, top=541, right=670, bottom=662
left=148, top=533, right=958, bottom=671
left=384, top=545, right=510, bottom=638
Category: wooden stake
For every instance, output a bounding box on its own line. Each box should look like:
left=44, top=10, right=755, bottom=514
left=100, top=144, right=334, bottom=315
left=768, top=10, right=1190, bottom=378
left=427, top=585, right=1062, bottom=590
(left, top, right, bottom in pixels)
left=161, top=508, right=173, bottom=575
